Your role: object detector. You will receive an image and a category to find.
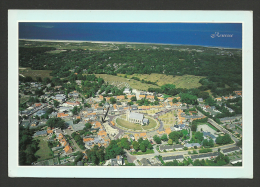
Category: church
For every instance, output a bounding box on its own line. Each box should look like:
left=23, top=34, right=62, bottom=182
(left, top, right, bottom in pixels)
left=126, top=110, right=149, bottom=125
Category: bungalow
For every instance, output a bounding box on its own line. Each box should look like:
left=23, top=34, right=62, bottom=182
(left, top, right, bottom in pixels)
left=138, top=95, right=146, bottom=100
left=197, top=98, right=203, bottom=102
left=34, top=130, right=47, bottom=137
left=190, top=152, right=220, bottom=161
left=221, top=146, right=241, bottom=155
left=131, top=105, right=138, bottom=110
left=64, top=101, right=80, bottom=107
left=127, top=95, right=135, bottom=99
left=159, top=144, right=184, bottom=152
left=64, top=145, right=73, bottom=154
left=162, top=155, right=184, bottom=162
left=203, top=131, right=217, bottom=142
left=123, top=88, right=131, bottom=94
left=57, top=113, right=69, bottom=118
left=146, top=95, right=155, bottom=101
left=70, top=123, right=86, bottom=132
left=215, top=97, right=222, bottom=102
left=116, top=95, right=125, bottom=100
left=140, top=158, right=152, bottom=166
left=184, top=143, right=201, bottom=149
left=157, top=97, right=164, bottom=102
left=110, top=155, right=124, bottom=166
left=230, top=158, right=242, bottom=165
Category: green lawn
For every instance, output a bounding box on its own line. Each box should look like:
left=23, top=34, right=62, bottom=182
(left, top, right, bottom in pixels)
left=142, top=117, right=158, bottom=130
left=206, top=123, right=218, bottom=131
left=34, top=136, right=53, bottom=161
left=116, top=118, right=143, bottom=130
left=116, top=116, right=158, bottom=131
left=131, top=149, right=154, bottom=155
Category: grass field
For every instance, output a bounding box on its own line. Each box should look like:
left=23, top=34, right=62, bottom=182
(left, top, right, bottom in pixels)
left=94, top=74, right=160, bottom=91
left=34, top=136, right=53, bottom=161
left=158, top=110, right=176, bottom=126
left=116, top=116, right=158, bottom=131
left=19, top=67, right=53, bottom=80
left=118, top=73, right=205, bottom=89
left=142, top=117, right=158, bottom=130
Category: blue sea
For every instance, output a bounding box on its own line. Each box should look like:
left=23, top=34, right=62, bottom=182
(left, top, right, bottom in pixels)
left=19, top=23, right=242, bottom=49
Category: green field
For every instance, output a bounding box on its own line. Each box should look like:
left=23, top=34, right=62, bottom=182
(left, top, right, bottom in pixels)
left=142, top=117, right=158, bottom=130
left=116, top=118, right=143, bottom=130
left=118, top=73, right=205, bottom=89
left=19, top=67, right=53, bottom=79
left=116, top=116, right=158, bottom=131
left=94, top=74, right=160, bottom=91
left=34, top=136, right=53, bottom=161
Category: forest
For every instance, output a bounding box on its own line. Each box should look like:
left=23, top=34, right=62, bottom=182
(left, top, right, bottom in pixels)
left=19, top=41, right=242, bottom=96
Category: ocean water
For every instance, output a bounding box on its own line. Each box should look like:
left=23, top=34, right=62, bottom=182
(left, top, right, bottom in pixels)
left=19, top=23, right=242, bottom=48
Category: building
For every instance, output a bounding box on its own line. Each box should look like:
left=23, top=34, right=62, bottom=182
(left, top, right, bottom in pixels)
left=221, top=146, right=241, bottom=155
left=34, top=130, right=47, bottom=137
left=64, top=145, right=73, bottom=154
left=184, top=143, right=201, bottom=149
left=110, top=155, right=124, bottom=166
left=126, top=110, right=149, bottom=125
left=159, top=144, right=184, bottom=151
left=162, top=155, right=184, bottom=162
left=123, top=88, right=131, bottom=94
left=190, top=152, right=220, bottom=161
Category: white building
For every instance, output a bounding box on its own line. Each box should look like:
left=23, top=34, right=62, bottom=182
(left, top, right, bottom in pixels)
left=126, top=110, right=149, bottom=125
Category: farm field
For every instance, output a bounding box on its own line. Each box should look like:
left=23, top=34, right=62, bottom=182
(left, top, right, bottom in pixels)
left=19, top=67, right=53, bottom=79
left=118, top=73, right=205, bottom=89
left=34, top=136, right=53, bottom=161
left=158, top=110, right=177, bottom=127
left=94, top=74, right=160, bottom=91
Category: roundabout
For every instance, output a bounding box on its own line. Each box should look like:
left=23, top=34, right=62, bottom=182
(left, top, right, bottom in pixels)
left=114, top=114, right=160, bottom=133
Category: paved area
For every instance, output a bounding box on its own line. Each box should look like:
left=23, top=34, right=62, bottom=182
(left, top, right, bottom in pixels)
left=197, top=124, right=217, bottom=134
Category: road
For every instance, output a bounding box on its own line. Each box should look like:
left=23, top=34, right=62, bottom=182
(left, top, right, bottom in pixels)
left=130, top=143, right=237, bottom=160
left=208, top=118, right=239, bottom=143
left=64, top=129, right=82, bottom=152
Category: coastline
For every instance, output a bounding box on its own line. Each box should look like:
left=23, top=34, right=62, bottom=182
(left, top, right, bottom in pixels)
left=19, top=38, right=241, bottom=49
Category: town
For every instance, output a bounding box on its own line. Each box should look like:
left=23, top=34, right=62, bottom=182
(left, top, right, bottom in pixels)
left=19, top=71, right=242, bottom=167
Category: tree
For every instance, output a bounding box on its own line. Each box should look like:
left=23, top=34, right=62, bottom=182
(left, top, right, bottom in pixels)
left=46, top=117, right=66, bottom=129
left=131, top=96, right=137, bottom=101
left=203, top=139, right=209, bottom=147
left=168, top=139, right=173, bottom=145
left=85, top=123, right=92, bottom=129
left=132, top=141, right=140, bottom=151
left=153, top=135, right=161, bottom=144
left=53, top=100, right=60, bottom=108
left=161, top=134, right=168, bottom=141
left=140, top=143, right=146, bottom=152
left=110, top=97, right=116, bottom=104
left=72, top=106, right=79, bottom=115
left=208, top=139, right=214, bottom=147
left=36, top=77, right=42, bottom=82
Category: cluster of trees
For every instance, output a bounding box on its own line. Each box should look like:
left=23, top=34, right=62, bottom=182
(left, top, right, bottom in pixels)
left=189, top=131, right=204, bottom=144
left=192, top=153, right=230, bottom=166
left=71, top=132, right=85, bottom=150
left=19, top=42, right=241, bottom=96
left=130, top=76, right=158, bottom=86
left=202, top=139, right=214, bottom=147
left=169, top=130, right=189, bottom=144
left=19, top=126, right=40, bottom=165
left=190, top=117, right=208, bottom=132
left=216, top=134, right=232, bottom=145
left=46, top=117, right=66, bottom=129
left=132, top=138, right=153, bottom=152
left=136, top=98, right=159, bottom=106
left=85, top=138, right=129, bottom=165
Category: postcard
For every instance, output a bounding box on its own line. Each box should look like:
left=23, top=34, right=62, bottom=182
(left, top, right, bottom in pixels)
left=8, top=10, right=253, bottom=178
